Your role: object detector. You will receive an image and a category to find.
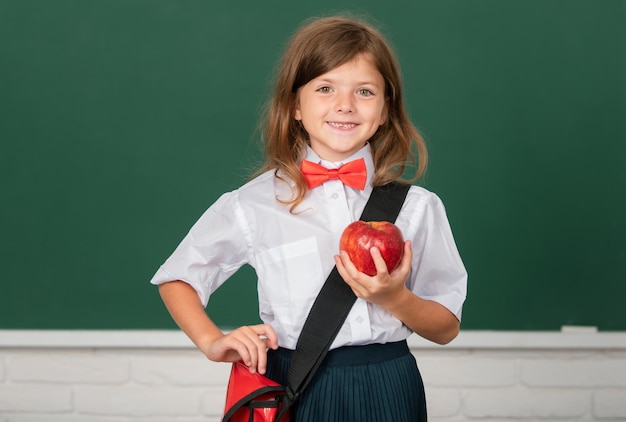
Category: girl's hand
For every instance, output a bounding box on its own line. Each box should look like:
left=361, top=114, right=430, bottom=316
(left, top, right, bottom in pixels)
left=158, top=281, right=281, bottom=372
left=203, top=324, right=278, bottom=375
left=335, top=240, right=413, bottom=310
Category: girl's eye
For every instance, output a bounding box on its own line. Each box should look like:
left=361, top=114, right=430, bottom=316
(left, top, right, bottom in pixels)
left=318, top=86, right=332, bottom=94
left=357, top=88, right=373, bottom=96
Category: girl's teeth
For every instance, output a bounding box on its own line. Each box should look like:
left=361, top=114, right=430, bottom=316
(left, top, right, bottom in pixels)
left=329, top=122, right=356, bottom=129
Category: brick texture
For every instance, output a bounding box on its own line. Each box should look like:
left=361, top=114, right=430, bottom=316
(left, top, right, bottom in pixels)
left=1, top=341, right=625, bottom=421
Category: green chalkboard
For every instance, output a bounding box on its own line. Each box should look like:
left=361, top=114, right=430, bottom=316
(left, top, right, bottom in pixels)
left=1, top=1, right=624, bottom=331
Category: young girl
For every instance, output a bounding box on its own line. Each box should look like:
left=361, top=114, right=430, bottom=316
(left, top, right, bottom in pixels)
left=151, top=15, right=467, bottom=421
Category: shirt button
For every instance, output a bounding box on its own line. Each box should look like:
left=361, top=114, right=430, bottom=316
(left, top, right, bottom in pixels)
left=356, top=316, right=364, bottom=324
left=331, top=193, right=339, bottom=199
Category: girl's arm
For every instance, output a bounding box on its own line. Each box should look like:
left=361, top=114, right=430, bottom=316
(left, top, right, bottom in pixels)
left=158, top=280, right=278, bottom=374
left=335, top=241, right=460, bottom=345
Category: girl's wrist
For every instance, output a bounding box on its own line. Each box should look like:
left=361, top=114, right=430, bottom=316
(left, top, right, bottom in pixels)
left=382, top=286, right=415, bottom=316
left=193, top=329, right=224, bottom=358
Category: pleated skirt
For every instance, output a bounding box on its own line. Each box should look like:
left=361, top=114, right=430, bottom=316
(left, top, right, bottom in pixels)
left=266, top=340, right=427, bottom=421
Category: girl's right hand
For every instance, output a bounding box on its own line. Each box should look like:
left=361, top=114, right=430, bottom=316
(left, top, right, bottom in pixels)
left=157, top=281, right=279, bottom=374
left=204, top=324, right=279, bottom=375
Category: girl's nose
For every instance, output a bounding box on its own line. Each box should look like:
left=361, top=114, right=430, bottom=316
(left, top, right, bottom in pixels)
left=335, top=92, right=354, bottom=113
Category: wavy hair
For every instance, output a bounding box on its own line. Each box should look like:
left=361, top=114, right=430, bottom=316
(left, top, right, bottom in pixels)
left=258, top=15, right=427, bottom=212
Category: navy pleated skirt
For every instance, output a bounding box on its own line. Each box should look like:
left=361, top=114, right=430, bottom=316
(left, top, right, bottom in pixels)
left=266, top=340, right=427, bottom=421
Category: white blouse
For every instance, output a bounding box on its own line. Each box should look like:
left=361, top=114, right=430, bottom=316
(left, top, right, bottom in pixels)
left=150, top=145, right=467, bottom=350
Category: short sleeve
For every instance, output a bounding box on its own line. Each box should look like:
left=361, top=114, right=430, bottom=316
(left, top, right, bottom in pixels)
left=149, top=191, right=250, bottom=307
left=398, top=188, right=467, bottom=320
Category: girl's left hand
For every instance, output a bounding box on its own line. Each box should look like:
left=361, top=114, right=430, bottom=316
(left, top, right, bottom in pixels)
left=335, top=240, right=413, bottom=310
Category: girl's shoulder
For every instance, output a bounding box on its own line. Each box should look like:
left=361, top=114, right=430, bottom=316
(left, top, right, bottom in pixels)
left=238, top=169, right=277, bottom=190
left=207, top=170, right=276, bottom=209
left=406, top=184, right=441, bottom=202
left=403, top=184, right=449, bottom=213
left=234, top=169, right=294, bottom=205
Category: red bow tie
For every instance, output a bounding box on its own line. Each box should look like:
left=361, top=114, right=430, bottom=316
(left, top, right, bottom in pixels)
left=300, top=158, right=367, bottom=190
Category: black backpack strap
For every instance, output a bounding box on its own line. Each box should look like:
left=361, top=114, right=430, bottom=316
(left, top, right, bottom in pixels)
left=280, top=182, right=411, bottom=414
left=359, top=181, right=412, bottom=222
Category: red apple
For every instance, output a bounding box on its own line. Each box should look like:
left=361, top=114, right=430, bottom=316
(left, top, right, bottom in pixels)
left=339, top=221, right=404, bottom=276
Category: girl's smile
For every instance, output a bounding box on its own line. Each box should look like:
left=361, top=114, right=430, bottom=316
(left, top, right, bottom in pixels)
left=294, top=53, right=387, bottom=162
left=327, top=121, right=357, bottom=129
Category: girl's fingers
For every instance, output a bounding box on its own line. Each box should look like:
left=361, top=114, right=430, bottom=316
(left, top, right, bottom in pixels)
left=337, top=251, right=357, bottom=275
left=250, top=324, right=278, bottom=374
left=370, top=246, right=390, bottom=275
left=252, top=324, right=279, bottom=350
left=227, top=324, right=277, bottom=375
left=336, top=252, right=368, bottom=298
left=397, top=240, right=412, bottom=273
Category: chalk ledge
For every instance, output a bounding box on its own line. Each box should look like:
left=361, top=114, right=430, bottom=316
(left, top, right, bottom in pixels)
left=1, top=330, right=625, bottom=349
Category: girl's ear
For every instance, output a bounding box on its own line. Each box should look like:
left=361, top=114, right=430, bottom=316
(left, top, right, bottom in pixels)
left=378, top=103, right=388, bottom=126
left=294, top=95, right=302, bottom=121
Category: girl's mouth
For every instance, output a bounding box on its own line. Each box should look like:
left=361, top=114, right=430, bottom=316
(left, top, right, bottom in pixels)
left=327, top=122, right=357, bottom=129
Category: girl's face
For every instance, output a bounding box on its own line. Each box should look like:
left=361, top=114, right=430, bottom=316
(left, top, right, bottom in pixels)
left=295, top=54, right=387, bottom=162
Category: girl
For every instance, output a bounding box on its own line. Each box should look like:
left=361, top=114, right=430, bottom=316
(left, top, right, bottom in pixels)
left=151, top=15, right=467, bottom=421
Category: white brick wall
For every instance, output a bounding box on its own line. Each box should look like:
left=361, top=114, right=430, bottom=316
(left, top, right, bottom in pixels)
left=1, top=331, right=625, bottom=421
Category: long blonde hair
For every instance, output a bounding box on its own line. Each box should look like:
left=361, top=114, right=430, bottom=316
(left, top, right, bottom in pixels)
left=259, top=15, right=427, bottom=211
